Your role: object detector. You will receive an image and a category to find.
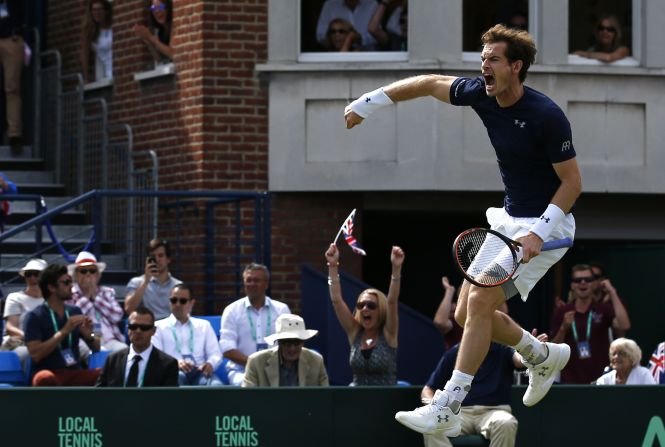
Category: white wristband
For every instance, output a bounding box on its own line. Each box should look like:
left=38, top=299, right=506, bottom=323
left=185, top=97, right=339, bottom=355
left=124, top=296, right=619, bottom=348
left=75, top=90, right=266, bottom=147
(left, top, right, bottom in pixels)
left=529, top=203, right=565, bottom=241
left=349, top=88, right=394, bottom=118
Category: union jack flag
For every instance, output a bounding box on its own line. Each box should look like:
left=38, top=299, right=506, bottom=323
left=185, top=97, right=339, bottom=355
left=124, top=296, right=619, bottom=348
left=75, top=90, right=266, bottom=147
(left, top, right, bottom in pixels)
left=340, top=209, right=366, bottom=256
left=649, top=342, right=665, bottom=384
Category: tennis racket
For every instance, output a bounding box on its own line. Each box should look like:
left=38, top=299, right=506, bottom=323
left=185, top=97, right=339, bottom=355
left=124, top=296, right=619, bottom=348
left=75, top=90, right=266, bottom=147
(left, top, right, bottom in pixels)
left=452, top=228, right=573, bottom=288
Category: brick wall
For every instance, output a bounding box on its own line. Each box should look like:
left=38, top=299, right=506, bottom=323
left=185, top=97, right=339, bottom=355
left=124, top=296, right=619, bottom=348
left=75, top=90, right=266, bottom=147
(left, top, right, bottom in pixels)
left=46, top=0, right=361, bottom=311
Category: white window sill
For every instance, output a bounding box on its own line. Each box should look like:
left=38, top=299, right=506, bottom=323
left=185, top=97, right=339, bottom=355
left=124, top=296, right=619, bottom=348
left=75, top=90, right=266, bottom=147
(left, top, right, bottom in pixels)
left=133, top=62, right=175, bottom=82
left=84, top=77, right=114, bottom=91
left=567, top=54, right=639, bottom=67
left=298, top=51, right=408, bottom=63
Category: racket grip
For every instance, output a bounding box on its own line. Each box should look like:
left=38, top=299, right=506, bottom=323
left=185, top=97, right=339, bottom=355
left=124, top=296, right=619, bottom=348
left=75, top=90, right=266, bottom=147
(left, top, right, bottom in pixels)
left=542, top=237, right=573, bottom=251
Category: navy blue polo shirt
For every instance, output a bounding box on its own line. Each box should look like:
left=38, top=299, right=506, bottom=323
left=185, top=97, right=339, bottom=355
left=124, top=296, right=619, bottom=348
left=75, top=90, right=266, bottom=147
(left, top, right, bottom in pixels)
left=426, top=343, right=515, bottom=407
left=24, top=303, right=84, bottom=372
left=450, top=76, right=576, bottom=217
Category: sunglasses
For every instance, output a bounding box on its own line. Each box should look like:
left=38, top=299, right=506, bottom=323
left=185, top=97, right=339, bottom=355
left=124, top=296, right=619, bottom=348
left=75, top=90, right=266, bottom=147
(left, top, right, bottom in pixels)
left=59, top=279, right=73, bottom=286
left=77, top=268, right=98, bottom=275
left=597, top=25, right=617, bottom=33
left=23, top=271, right=40, bottom=278
left=356, top=300, right=378, bottom=310
left=128, top=323, right=154, bottom=331
left=571, top=276, right=595, bottom=284
left=328, top=28, right=349, bottom=35
left=279, top=339, right=305, bottom=347
left=150, top=3, right=167, bottom=12
left=169, top=297, right=190, bottom=305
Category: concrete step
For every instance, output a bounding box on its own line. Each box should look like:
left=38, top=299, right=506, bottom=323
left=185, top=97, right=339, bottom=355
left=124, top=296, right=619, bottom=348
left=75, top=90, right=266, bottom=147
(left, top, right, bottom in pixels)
left=0, top=158, right=45, bottom=170
left=2, top=283, right=130, bottom=300
left=0, top=253, right=131, bottom=271
left=9, top=196, right=80, bottom=213
left=0, top=145, right=36, bottom=159
left=4, top=170, right=55, bottom=184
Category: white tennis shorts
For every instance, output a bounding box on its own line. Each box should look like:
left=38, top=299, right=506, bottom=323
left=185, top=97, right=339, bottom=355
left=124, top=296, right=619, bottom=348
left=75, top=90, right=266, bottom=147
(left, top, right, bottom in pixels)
left=485, top=207, right=575, bottom=302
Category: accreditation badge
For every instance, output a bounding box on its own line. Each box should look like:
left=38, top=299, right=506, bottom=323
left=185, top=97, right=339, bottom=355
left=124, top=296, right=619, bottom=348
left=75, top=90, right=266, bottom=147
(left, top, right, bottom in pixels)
left=61, top=348, right=78, bottom=366
left=577, top=341, right=591, bottom=359
left=255, top=342, right=268, bottom=351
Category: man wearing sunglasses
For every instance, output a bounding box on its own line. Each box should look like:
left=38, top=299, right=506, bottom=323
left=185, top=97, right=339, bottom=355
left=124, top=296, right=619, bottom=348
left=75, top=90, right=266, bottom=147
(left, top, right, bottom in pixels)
left=24, top=264, right=101, bottom=386
left=97, top=307, right=178, bottom=387
left=66, top=251, right=127, bottom=354
left=152, top=284, right=223, bottom=386
left=1, top=258, right=47, bottom=371
left=549, top=264, right=630, bottom=384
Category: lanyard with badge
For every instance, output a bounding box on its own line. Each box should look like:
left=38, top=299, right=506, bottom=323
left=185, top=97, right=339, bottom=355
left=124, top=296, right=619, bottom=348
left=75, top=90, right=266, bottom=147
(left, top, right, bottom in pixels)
left=46, top=304, right=77, bottom=367
left=170, top=319, right=195, bottom=364
left=246, top=306, right=271, bottom=351
left=571, top=311, right=593, bottom=359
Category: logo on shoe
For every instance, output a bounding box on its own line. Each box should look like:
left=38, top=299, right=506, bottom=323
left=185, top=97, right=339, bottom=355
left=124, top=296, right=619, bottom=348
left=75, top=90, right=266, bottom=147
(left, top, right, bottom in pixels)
left=538, top=366, right=549, bottom=377
left=437, top=414, right=449, bottom=424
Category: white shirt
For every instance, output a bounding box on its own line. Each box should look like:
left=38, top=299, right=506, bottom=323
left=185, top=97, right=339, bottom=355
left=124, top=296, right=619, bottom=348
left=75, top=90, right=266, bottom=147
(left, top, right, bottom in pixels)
left=125, top=344, right=154, bottom=386
left=2, top=290, right=44, bottom=341
left=91, top=28, right=113, bottom=80
left=596, top=366, right=657, bottom=385
left=315, top=0, right=378, bottom=49
left=152, top=314, right=222, bottom=369
left=219, top=296, right=291, bottom=374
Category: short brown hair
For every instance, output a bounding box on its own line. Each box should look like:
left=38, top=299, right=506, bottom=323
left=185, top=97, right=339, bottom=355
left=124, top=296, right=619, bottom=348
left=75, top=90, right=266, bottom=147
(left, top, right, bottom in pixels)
left=148, top=238, right=171, bottom=258
left=481, top=24, right=537, bottom=83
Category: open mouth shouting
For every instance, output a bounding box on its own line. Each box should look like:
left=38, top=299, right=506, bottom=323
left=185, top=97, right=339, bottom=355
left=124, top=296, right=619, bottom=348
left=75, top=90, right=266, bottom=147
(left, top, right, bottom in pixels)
left=483, top=72, right=496, bottom=92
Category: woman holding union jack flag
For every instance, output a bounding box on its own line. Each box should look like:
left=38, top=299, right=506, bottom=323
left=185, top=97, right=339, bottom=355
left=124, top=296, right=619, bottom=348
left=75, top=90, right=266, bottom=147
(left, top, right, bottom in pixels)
left=325, top=243, right=404, bottom=386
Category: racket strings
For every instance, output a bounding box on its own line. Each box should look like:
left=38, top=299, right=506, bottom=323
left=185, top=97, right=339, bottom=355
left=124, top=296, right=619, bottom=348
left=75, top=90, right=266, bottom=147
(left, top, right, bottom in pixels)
left=455, top=231, right=518, bottom=286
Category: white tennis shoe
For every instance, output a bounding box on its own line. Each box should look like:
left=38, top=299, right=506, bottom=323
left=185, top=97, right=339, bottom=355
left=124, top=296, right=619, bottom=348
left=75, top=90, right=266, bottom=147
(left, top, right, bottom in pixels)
left=522, top=342, right=571, bottom=407
left=394, top=391, right=461, bottom=436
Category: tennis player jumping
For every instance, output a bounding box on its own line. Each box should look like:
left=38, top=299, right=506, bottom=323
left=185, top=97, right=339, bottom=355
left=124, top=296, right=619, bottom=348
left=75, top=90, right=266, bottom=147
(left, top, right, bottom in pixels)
left=344, top=24, right=582, bottom=436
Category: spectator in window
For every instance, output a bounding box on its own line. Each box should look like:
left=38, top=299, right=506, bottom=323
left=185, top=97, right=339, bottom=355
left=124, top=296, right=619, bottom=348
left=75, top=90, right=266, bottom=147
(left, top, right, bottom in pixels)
left=325, top=18, right=361, bottom=52
left=316, top=0, right=378, bottom=51
left=66, top=251, right=127, bottom=353
left=80, top=0, right=113, bottom=83
left=325, top=244, right=404, bottom=386
left=0, top=171, right=17, bottom=232
left=507, top=12, right=528, bottom=31
left=1, top=259, right=47, bottom=371
left=133, top=0, right=173, bottom=62
left=574, top=14, right=630, bottom=63
left=368, top=0, right=407, bottom=51
left=0, top=0, right=24, bottom=153
left=596, top=338, right=656, bottom=385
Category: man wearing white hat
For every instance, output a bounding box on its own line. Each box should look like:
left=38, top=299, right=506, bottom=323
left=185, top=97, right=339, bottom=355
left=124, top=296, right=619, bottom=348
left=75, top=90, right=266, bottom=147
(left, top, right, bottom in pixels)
left=66, top=251, right=127, bottom=353
left=242, top=314, right=329, bottom=387
left=1, top=258, right=46, bottom=370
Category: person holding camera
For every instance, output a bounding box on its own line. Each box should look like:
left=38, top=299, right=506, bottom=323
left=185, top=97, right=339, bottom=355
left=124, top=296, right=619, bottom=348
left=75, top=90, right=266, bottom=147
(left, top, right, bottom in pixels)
left=125, top=239, right=182, bottom=321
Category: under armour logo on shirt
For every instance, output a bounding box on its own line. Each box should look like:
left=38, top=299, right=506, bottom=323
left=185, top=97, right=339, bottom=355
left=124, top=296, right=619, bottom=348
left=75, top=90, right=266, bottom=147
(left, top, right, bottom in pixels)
left=540, top=215, right=550, bottom=223
left=514, top=119, right=526, bottom=128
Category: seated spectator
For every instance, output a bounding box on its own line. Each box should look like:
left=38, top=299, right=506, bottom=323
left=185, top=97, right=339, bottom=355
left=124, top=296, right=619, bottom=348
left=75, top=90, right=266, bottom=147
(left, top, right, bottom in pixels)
left=220, top=263, right=291, bottom=386
left=0, top=172, right=18, bottom=232
left=66, top=251, right=127, bottom=353
left=316, top=0, right=378, bottom=50
left=325, top=18, right=361, bottom=52
left=24, top=264, right=101, bottom=386
left=1, top=258, right=47, bottom=371
left=0, top=0, right=24, bottom=153
left=80, top=0, right=113, bottom=83
left=368, top=0, right=407, bottom=51
left=550, top=264, right=631, bottom=384
left=133, top=0, right=173, bottom=62
left=596, top=338, right=656, bottom=385
left=125, top=238, right=182, bottom=321
left=325, top=244, right=404, bottom=386
left=574, top=14, right=630, bottom=63
left=152, top=284, right=223, bottom=386
left=648, top=341, right=665, bottom=384
left=432, top=276, right=463, bottom=350
left=590, top=262, right=629, bottom=338
left=97, top=307, right=178, bottom=387
left=242, top=313, right=328, bottom=387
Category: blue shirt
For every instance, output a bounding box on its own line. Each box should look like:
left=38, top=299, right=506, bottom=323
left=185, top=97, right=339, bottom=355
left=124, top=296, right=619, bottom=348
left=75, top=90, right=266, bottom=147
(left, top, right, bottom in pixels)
left=426, top=343, right=515, bottom=407
left=450, top=77, right=576, bottom=217
left=24, top=303, right=84, bottom=372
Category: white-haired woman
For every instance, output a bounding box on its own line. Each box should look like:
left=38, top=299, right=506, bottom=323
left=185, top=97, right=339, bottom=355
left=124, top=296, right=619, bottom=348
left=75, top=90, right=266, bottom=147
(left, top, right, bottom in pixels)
left=596, top=338, right=656, bottom=385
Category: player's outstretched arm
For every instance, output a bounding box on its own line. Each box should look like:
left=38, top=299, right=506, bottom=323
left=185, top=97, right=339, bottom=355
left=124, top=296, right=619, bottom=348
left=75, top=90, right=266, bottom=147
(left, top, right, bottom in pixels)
left=345, top=75, right=458, bottom=129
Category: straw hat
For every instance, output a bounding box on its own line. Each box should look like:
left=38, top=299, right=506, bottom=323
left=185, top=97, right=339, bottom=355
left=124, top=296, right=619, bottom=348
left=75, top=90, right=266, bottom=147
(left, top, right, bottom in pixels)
left=264, top=314, right=318, bottom=344
left=67, top=251, right=107, bottom=276
left=19, top=258, right=48, bottom=277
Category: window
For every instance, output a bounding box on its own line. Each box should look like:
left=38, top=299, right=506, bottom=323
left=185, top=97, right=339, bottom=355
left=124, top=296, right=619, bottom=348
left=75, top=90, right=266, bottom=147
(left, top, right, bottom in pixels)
left=300, top=0, right=408, bottom=61
left=568, top=0, right=637, bottom=65
left=463, top=0, right=528, bottom=52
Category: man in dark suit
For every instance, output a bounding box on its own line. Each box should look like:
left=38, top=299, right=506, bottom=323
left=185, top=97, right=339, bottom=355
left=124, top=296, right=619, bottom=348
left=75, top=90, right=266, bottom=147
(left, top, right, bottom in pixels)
left=96, top=307, right=178, bottom=387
